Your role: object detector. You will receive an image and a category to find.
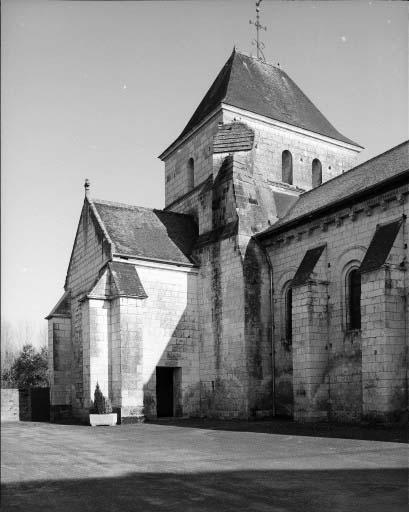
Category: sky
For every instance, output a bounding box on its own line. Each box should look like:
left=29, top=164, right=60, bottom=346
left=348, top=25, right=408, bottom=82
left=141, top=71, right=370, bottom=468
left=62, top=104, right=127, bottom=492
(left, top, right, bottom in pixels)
left=1, top=0, right=408, bottom=345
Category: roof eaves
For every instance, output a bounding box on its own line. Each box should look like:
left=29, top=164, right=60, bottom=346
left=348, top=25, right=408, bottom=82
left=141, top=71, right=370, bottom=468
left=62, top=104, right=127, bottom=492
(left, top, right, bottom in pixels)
left=113, top=252, right=198, bottom=268
left=221, top=103, right=363, bottom=151
left=45, top=291, right=71, bottom=320
left=256, top=168, right=409, bottom=241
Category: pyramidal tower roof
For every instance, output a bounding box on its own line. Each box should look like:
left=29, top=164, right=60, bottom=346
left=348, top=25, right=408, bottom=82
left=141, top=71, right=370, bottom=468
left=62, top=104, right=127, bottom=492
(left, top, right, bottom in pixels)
left=161, top=49, right=361, bottom=157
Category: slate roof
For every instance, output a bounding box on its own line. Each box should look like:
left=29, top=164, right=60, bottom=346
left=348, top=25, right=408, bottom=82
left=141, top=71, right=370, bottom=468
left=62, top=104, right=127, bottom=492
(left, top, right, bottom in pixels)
left=292, top=245, right=326, bottom=287
left=92, top=199, right=198, bottom=265
left=45, top=291, right=71, bottom=319
left=213, top=122, right=255, bottom=153
left=257, top=141, right=409, bottom=238
left=161, top=49, right=360, bottom=157
left=108, top=261, right=147, bottom=298
left=360, top=219, right=403, bottom=273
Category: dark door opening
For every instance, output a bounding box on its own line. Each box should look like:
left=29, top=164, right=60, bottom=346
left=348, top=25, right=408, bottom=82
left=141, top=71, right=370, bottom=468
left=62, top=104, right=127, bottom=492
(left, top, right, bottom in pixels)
left=156, top=367, right=174, bottom=417
left=30, top=387, right=50, bottom=422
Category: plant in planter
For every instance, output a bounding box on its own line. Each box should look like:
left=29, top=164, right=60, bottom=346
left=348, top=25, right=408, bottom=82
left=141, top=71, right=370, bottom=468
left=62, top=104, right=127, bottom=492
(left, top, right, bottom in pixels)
left=89, top=383, right=117, bottom=426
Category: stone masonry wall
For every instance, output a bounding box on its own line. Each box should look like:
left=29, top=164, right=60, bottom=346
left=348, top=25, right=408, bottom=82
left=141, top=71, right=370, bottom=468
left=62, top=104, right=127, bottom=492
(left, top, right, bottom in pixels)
left=125, top=261, right=200, bottom=419
left=361, top=264, right=407, bottom=422
left=81, top=298, right=110, bottom=410
left=266, top=185, right=408, bottom=422
left=223, top=108, right=360, bottom=192
left=48, top=316, right=71, bottom=417
left=292, top=281, right=330, bottom=422
left=64, top=201, right=111, bottom=420
left=164, top=112, right=223, bottom=207
left=167, top=151, right=273, bottom=418
left=117, top=297, right=144, bottom=422
left=1, top=389, right=19, bottom=422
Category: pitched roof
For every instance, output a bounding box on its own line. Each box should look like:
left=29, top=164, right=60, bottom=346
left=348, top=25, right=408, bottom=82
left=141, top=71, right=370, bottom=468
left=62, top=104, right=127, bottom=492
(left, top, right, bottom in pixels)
left=161, top=49, right=360, bottom=157
left=292, top=245, right=326, bottom=287
left=257, top=141, right=409, bottom=238
left=92, top=199, right=198, bottom=265
left=360, top=219, right=403, bottom=273
left=108, top=262, right=148, bottom=298
left=45, top=291, right=71, bottom=319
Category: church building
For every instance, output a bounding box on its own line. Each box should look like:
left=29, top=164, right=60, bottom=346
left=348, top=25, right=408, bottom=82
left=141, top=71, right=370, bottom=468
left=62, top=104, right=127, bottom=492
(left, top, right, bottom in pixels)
left=47, top=50, right=408, bottom=424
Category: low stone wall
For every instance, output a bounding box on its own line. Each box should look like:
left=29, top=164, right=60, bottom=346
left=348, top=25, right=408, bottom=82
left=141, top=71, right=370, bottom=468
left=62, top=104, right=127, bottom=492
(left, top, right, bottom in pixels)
left=1, top=389, right=19, bottom=422
left=1, top=387, right=50, bottom=422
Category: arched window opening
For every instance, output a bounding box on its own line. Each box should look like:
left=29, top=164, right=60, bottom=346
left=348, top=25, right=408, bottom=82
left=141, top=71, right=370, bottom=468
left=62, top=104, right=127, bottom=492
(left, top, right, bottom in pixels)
left=347, top=268, right=361, bottom=330
left=312, top=158, right=322, bottom=188
left=187, top=158, right=194, bottom=191
left=285, top=286, right=293, bottom=342
left=282, top=150, right=293, bottom=185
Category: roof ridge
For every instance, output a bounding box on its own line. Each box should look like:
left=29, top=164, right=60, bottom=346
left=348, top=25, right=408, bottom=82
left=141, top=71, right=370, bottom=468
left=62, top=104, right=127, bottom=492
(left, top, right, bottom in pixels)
left=93, top=198, right=195, bottom=219
left=92, top=198, right=155, bottom=211
left=234, top=49, right=280, bottom=71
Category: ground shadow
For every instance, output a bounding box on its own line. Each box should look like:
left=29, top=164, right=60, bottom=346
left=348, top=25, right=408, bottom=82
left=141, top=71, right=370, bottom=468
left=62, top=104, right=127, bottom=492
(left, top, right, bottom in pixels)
left=1, top=468, right=407, bottom=512
left=148, top=417, right=408, bottom=443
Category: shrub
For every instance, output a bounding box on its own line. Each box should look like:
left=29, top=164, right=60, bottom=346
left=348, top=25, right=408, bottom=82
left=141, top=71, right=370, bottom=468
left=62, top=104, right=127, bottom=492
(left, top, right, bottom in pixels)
left=2, top=344, right=48, bottom=389
left=90, top=383, right=112, bottom=414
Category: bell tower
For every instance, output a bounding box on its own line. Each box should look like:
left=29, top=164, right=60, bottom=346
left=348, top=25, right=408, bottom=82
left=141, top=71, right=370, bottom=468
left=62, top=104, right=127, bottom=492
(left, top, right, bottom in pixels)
left=157, top=50, right=362, bottom=419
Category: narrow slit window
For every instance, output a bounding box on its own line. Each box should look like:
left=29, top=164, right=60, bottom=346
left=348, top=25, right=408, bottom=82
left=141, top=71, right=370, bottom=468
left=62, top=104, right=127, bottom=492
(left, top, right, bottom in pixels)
left=282, top=150, right=293, bottom=185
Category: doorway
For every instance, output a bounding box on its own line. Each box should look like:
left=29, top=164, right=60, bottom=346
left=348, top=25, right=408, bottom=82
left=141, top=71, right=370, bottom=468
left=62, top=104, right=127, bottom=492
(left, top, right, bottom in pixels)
left=30, top=387, right=50, bottom=422
left=156, top=367, right=174, bottom=417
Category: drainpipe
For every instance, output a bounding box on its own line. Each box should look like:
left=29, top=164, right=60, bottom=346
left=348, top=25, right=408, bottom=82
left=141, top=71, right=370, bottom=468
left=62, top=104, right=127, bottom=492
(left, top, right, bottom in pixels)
left=254, top=237, right=276, bottom=417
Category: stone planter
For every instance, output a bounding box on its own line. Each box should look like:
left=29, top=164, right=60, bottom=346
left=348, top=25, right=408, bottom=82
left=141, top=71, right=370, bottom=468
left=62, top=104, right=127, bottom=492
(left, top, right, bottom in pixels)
left=89, top=413, right=117, bottom=426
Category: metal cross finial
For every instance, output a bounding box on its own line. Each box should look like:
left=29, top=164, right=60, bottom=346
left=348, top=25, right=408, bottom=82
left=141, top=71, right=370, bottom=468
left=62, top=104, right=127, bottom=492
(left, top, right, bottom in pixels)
left=249, top=0, right=267, bottom=61
left=84, top=178, right=90, bottom=198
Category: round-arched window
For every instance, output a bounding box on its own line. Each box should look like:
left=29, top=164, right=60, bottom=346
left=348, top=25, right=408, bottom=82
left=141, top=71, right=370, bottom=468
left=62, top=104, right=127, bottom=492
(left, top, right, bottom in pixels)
left=312, top=158, right=322, bottom=188
left=347, top=268, right=361, bottom=330
left=282, top=150, right=293, bottom=185
left=187, top=158, right=194, bottom=191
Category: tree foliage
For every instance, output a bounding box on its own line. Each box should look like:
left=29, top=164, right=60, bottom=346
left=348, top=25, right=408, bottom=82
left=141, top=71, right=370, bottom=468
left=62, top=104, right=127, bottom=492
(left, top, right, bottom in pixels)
left=2, top=344, right=49, bottom=388
left=90, top=382, right=112, bottom=414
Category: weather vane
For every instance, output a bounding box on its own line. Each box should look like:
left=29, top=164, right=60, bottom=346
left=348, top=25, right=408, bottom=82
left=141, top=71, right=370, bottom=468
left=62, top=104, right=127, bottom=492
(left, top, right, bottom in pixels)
left=249, top=0, right=267, bottom=61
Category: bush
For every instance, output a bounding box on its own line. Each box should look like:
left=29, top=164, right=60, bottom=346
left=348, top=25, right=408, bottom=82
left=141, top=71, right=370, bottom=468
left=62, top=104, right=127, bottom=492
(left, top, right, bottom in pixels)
left=90, top=383, right=112, bottom=414
left=2, top=344, right=48, bottom=389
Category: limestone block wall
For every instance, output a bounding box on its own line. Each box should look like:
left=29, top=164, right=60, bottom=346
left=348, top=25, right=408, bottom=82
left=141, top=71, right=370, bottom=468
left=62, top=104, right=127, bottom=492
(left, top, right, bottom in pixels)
left=292, top=281, right=329, bottom=422
left=117, top=297, right=144, bottom=421
left=123, top=261, right=200, bottom=419
left=196, top=238, right=249, bottom=417
left=165, top=178, right=212, bottom=236
left=265, top=185, right=408, bottom=422
left=64, top=201, right=111, bottom=420
left=164, top=113, right=223, bottom=207
left=109, top=297, right=121, bottom=408
left=223, top=108, right=360, bottom=192
left=48, top=316, right=71, bottom=415
left=1, top=389, right=19, bottom=422
left=167, top=149, right=274, bottom=418
left=361, top=266, right=407, bottom=421
left=81, top=298, right=110, bottom=410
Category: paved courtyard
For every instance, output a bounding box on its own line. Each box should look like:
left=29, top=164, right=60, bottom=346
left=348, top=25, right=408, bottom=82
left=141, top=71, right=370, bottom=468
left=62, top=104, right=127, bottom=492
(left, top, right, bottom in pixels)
left=1, top=420, right=408, bottom=511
